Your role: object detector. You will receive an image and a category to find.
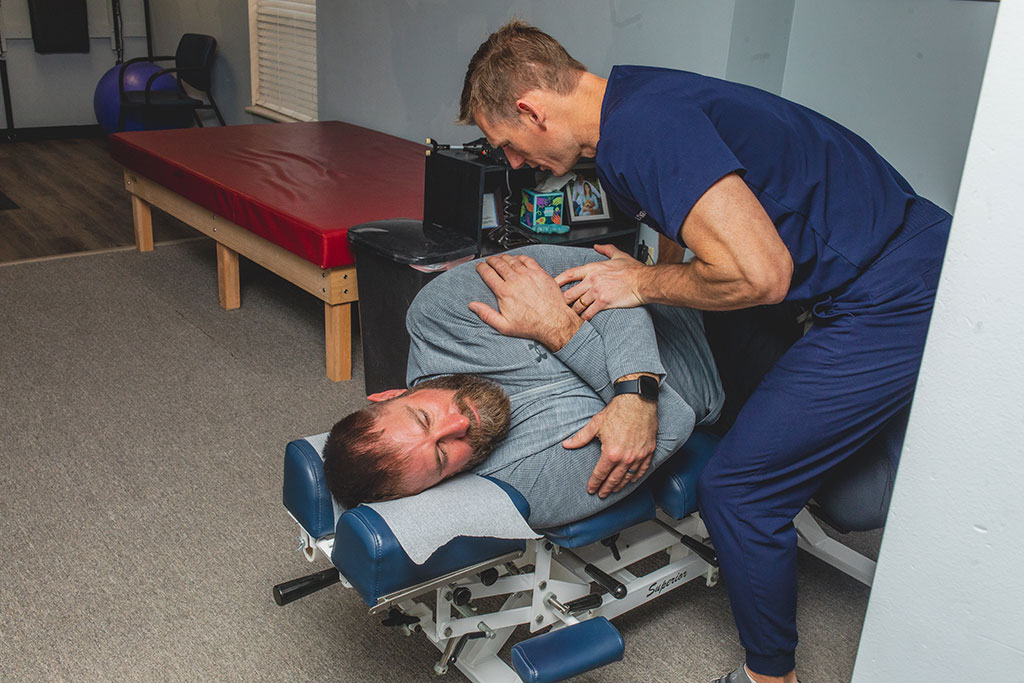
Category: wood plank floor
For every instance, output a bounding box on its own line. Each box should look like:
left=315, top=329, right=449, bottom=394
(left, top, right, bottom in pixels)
left=0, top=137, right=197, bottom=264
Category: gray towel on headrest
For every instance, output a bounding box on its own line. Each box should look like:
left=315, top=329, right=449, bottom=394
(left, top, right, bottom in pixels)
left=366, top=475, right=540, bottom=564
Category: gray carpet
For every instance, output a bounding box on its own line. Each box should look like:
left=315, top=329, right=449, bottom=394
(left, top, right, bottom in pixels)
left=0, top=240, right=877, bottom=682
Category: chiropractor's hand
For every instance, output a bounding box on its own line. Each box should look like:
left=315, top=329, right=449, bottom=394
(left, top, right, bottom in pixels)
left=563, top=391, right=659, bottom=498
left=470, top=253, right=582, bottom=351
left=554, top=244, right=647, bottom=320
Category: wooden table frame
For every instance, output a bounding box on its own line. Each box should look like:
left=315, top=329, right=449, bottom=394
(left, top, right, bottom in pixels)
left=123, top=169, right=359, bottom=382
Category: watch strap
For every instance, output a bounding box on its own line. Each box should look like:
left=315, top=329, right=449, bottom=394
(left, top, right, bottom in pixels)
left=613, top=375, right=659, bottom=401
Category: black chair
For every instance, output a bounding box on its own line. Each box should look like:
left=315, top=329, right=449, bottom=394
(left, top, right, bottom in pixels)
left=117, top=33, right=226, bottom=132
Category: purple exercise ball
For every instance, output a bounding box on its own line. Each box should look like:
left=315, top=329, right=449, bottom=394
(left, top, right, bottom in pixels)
left=94, top=62, right=181, bottom=134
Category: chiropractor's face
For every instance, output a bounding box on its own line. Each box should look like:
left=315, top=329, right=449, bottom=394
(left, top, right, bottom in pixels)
left=372, top=375, right=511, bottom=495
left=477, top=108, right=580, bottom=177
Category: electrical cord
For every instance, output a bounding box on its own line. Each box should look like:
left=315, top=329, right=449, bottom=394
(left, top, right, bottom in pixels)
left=487, top=166, right=537, bottom=249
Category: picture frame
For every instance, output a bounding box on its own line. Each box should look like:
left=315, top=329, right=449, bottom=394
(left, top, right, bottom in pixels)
left=565, top=170, right=611, bottom=223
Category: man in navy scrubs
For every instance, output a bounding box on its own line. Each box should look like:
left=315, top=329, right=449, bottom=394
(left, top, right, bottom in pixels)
left=458, top=20, right=951, bottom=683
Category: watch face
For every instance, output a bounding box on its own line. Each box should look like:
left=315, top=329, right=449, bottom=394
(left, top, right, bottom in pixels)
left=615, top=376, right=659, bottom=401
left=638, top=375, right=659, bottom=400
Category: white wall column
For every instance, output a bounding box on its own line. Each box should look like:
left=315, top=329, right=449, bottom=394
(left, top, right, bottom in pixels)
left=853, top=3, right=1024, bottom=679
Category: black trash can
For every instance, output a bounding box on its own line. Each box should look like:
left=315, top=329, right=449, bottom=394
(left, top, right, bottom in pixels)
left=348, top=219, right=477, bottom=394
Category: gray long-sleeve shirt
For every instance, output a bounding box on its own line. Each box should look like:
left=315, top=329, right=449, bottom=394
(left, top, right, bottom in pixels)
left=406, top=245, right=722, bottom=527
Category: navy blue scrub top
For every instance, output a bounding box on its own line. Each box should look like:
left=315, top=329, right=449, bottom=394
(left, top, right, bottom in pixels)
left=596, top=65, right=925, bottom=303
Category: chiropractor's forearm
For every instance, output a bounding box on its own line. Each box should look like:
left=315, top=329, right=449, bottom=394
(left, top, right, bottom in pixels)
left=636, top=260, right=788, bottom=311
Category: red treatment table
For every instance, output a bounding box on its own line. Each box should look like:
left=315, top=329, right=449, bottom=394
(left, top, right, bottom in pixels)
left=109, top=121, right=425, bottom=381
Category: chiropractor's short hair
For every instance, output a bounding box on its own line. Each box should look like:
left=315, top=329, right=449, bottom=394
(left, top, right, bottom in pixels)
left=459, top=19, right=586, bottom=126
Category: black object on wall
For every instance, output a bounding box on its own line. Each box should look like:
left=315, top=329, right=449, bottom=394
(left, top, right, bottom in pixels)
left=28, top=0, right=90, bottom=54
left=112, top=0, right=123, bottom=62
left=142, top=0, right=152, bottom=58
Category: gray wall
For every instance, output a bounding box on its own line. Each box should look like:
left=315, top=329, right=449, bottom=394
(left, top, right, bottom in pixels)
left=853, top=3, right=1024, bottom=678
left=0, top=37, right=146, bottom=127
left=147, top=0, right=256, bottom=126
left=317, top=1, right=737, bottom=147
left=3, top=0, right=995, bottom=213
left=725, top=0, right=795, bottom=94
left=781, top=0, right=997, bottom=211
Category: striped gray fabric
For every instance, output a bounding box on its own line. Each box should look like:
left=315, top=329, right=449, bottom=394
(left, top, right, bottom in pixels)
left=405, top=245, right=723, bottom=528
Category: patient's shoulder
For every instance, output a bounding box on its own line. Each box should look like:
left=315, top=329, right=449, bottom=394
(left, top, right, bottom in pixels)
left=403, top=262, right=491, bottom=335
left=506, top=245, right=604, bottom=273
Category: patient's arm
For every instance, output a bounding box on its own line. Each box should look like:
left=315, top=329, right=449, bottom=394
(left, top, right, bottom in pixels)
left=472, top=246, right=665, bottom=402
left=484, top=382, right=695, bottom=528
left=469, top=252, right=583, bottom=352
left=470, top=246, right=667, bottom=496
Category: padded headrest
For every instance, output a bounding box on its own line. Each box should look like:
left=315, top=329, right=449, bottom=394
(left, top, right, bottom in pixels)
left=283, top=433, right=532, bottom=606
left=333, top=491, right=529, bottom=606
left=282, top=433, right=339, bottom=540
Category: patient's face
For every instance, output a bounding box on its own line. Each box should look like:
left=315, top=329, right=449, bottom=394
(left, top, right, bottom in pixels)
left=375, top=375, right=511, bottom=495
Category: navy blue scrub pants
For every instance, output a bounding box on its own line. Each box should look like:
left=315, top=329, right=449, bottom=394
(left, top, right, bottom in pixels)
left=697, top=200, right=951, bottom=676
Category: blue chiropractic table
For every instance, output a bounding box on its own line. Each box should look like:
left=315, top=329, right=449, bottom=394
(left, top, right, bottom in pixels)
left=274, top=427, right=878, bottom=682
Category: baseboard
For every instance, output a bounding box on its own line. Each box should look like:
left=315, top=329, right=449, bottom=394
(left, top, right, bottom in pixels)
left=2, top=124, right=106, bottom=143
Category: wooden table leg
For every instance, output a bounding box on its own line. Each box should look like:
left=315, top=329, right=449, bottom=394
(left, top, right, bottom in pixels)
left=131, top=195, right=154, bottom=252
left=217, top=242, right=241, bottom=310
left=325, top=302, right=352, bottom=382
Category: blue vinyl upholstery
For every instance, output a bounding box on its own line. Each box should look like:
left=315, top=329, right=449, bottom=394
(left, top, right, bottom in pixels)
left=650, top=429, right=721, bottom=519
left=510, top=617, right=625, bottom=683
left=538, top=489, right=655, bottom=548
left=333, top=488, right=528, bottom=606
left=281, top=430, right=722, bottom=606
left=283, top=436, right=336, bottom=540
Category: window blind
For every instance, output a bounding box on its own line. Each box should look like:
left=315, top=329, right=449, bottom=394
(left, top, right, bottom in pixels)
left=249, top=0, right=317, bottom=121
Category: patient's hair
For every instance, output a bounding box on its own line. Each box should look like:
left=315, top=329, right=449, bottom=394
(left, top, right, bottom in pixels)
left=459, top=19, right=586, bottom=126
left=321, top=402, right=407, bottom=509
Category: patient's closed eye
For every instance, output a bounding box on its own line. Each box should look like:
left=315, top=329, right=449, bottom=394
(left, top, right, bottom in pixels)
left=418, top=409, right=448, bottom=472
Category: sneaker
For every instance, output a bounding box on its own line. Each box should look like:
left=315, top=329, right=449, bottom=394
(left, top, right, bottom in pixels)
left=712, top=667, right=802, bottom=683
left=712, top=666, right=754, bottom=683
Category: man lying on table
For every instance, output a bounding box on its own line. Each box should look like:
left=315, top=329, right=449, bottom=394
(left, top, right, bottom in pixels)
left=323, top=245, right=723, bottom=528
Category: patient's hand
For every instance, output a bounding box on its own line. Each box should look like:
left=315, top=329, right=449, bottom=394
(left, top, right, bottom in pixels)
left=563, top=393, right=658, bottom=498
left=470, top=253, right=583, bottom=351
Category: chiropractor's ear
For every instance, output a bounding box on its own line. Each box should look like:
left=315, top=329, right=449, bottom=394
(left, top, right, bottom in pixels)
left=367, top=388, right=407, bottom=402
left=516, top=98, right=545, bottom=128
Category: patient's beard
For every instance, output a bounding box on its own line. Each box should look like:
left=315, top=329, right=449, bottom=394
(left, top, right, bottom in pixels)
left=410, top=374, right=511, bottom=468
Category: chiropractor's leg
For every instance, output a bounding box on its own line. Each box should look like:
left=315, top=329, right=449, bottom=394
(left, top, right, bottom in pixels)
left=698, top=220, right=948, bottom=678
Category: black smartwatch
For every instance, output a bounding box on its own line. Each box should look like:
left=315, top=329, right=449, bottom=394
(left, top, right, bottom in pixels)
left=613, top=375, right=659, bottom=402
